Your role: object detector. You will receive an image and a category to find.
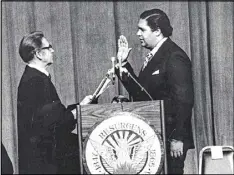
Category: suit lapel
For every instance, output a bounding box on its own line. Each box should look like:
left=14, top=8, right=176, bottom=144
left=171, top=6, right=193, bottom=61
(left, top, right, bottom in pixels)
left=139, top=38, right=172, bottom=83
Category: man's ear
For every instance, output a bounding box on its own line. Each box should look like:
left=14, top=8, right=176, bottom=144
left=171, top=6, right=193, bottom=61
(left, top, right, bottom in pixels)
left=153, top=28, right=162, bottom=36
left=35, top=50, right=43, bottom=60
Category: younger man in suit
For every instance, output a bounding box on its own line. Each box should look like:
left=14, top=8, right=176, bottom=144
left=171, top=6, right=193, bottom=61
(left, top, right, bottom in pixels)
left=115, top=9, right=194, bottom=174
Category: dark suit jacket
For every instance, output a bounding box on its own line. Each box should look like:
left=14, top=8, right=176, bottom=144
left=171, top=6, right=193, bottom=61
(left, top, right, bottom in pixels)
left=1, top=143, right=13, bottom=174
left=119, top=38, right=194, bottom=148
left=17, top=66, right=76, bottom=174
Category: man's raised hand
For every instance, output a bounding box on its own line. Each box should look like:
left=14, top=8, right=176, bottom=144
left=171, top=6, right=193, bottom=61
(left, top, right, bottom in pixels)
left=117, top=35, right=132, bottom=63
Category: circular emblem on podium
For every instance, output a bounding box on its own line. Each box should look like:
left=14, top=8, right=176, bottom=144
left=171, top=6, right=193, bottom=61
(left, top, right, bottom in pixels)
left=84, top=112, right=164, bottom=174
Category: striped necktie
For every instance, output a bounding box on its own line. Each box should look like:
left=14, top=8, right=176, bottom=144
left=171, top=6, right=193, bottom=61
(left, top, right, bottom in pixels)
left=142, top=53, right=153, bottom=70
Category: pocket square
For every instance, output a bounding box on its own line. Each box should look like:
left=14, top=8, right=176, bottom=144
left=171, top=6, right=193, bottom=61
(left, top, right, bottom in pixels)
left=152, top=70, right=160, bottom=75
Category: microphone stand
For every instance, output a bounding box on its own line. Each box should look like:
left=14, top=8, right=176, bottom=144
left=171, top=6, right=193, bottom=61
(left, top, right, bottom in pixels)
left=91, top=71, right=114, bottom=101
left=111, top=57, right=116, bottom=85
left=123, top=70, right=154, bottom=101
left=92, top=76, right=109, bottom=100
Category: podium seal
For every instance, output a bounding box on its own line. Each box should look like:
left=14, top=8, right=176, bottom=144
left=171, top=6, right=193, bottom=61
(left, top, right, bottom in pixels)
left=84, top=112, right=164, bottom=174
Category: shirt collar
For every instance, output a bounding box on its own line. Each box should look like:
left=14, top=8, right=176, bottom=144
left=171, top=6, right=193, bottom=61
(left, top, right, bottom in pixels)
left=28, top=63, right=49, bottom=77
left=150, top=37, right=168, bottom=57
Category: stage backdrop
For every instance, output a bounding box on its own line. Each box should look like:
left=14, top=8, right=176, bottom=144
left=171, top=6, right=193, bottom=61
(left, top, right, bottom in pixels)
left=2, top=1, right=233, bottom=174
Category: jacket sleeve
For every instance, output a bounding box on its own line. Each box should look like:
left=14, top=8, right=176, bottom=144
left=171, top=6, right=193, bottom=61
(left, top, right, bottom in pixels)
left=1, top=143, right=13, bottom=174
left=18, top=77, right=75, bottom=134
left=116, top=62, right=142, bottom=98
left=36, top=100, right=76, bottom=131
left=166, top=51, right=194, bottom=141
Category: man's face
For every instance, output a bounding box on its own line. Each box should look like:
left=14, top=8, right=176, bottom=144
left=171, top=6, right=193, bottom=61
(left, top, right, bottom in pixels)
left=38, top=37, right=54, bottom=65
left=136, top=18, right=157, bottom=49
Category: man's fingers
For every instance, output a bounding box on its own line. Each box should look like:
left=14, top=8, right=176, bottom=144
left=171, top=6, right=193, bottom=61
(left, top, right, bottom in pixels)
left=177, top=151, right=181, bottom=157
left=80, top=95, right=94, bottom=105
left=180, top=150, right=183, bottom=156
left=174, top=151, right=178, bottom=158
left=119, top=35, right=128, bottom=47
left=171, top=150, right=183, bottom=158
left=170, top=151, right=173, bottom=157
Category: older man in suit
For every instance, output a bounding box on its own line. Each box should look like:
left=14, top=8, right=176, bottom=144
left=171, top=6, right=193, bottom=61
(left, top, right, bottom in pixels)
left=115, top=9, right=194, bottom=174
left=17, top=31, right=93, bottom=174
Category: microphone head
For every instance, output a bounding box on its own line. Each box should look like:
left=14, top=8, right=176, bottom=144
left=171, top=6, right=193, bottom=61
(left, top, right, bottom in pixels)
left=111, top=57, right=116, bottom=62
left=110, top=57, right=116, bottom=84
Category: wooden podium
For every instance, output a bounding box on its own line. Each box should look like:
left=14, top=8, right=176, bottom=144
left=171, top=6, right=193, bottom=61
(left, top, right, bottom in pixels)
left=73, top=100, right=167, bottom=174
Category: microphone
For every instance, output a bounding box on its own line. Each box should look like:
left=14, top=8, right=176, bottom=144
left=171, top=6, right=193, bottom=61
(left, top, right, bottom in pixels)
left=111, top=57, right=116, bottom=84
left=118, top=56, right=123, bottom=78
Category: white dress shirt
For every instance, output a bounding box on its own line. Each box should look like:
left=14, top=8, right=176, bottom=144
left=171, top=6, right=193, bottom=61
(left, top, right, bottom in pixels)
left=147, top=37, right=168, bottom=62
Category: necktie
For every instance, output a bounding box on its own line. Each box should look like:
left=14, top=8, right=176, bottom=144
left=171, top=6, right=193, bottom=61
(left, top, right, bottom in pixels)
left=142, top=53, right=153, bottom=70
left=48, top=74, right=51, bottom=79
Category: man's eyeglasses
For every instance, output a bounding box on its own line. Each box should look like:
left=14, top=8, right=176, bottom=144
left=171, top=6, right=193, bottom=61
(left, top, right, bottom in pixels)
left=41, top=44, right=53, bottom=50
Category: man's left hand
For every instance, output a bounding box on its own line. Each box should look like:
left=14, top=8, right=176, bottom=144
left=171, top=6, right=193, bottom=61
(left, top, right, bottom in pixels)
left=170, top=139, right=184, bottom=158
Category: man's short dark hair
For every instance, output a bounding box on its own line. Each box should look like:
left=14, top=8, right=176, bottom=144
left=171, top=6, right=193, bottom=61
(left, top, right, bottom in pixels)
left=140, top=9, right=173, bottom=37
left=19, top=31, right=44, bottom=63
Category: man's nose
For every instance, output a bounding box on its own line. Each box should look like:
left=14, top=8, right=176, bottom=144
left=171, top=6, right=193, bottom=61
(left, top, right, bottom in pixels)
left=136, top=30, right=141, bottom=36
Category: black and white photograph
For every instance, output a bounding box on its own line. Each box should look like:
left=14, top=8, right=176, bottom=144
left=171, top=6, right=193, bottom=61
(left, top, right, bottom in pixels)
left=1, top=1, right=233, bottom=174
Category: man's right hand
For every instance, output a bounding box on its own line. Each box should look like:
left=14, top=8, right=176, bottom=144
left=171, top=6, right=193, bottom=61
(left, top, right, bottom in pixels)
left=80, top=95, right=94, bottom=105
left=71, top=95, right=94, bottom=117
left=117, top=35, right=132, bottom=63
